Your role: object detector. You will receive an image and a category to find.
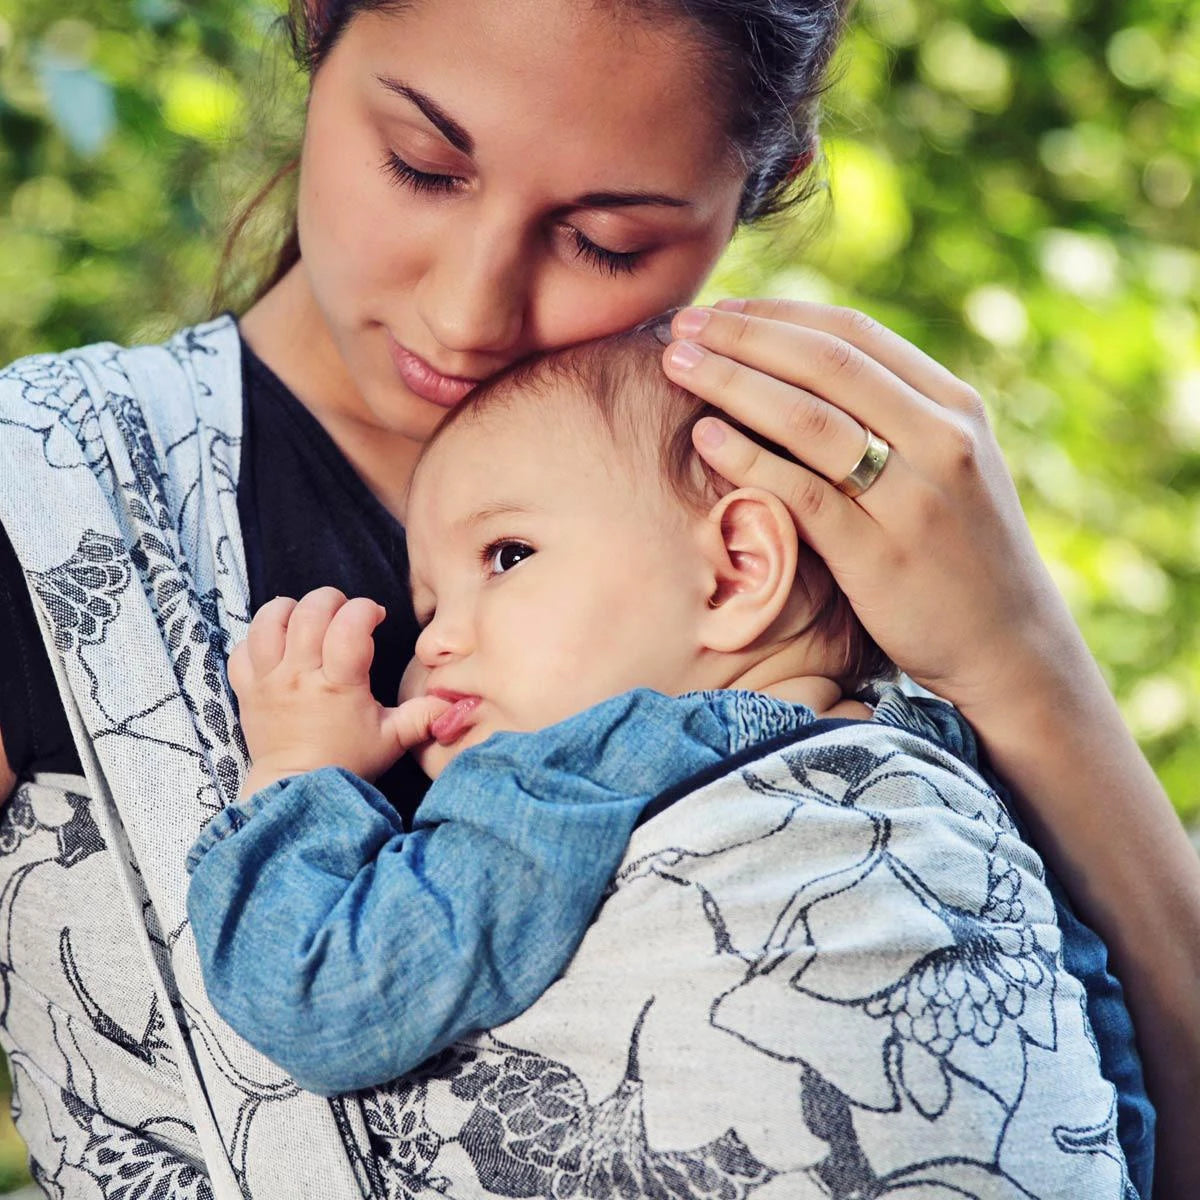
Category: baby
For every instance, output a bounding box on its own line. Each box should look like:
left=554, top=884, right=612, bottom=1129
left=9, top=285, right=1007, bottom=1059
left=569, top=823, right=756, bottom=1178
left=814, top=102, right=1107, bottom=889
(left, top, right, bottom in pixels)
left=186, top=328, right=1138, bottom=1193
left=186, top=328, right=910, bottom=1093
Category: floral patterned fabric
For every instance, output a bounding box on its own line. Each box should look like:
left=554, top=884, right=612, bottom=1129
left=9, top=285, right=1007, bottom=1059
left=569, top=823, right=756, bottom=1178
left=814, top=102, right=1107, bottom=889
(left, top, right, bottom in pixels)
left=0, top=320, right=380, bottom=1198
left=0, top=321, right=1131, bottom=1198
left=356, top=717, right=1133, bottom=1199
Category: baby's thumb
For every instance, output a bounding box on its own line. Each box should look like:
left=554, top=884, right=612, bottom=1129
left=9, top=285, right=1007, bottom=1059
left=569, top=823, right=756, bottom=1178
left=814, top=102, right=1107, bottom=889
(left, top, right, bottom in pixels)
left=385, top=695, right=453, bottom=752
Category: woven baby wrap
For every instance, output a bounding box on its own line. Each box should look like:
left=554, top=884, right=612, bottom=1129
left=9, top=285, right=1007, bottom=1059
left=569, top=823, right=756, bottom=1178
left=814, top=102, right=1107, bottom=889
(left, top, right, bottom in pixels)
left=0, top=319, right=1130, bottom=1199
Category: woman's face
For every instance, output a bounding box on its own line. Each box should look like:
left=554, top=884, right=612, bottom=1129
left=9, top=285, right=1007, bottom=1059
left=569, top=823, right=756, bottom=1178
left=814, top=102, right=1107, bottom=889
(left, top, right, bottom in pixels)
left=297, top=0, right=746, bottom=443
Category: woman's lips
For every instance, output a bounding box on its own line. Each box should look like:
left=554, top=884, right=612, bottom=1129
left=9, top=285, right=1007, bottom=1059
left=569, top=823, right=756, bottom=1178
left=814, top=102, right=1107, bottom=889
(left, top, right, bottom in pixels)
left=386, top=336, right=479, bottom=409
left=429, top=693, right=482, bottom=744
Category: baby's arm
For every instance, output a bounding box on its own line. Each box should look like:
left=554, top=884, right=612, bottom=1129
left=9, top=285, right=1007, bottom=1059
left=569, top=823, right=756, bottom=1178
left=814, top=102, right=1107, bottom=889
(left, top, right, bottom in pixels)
left=190, top=616, right=671, bottom=1093
left=187, top=764, right=649, bottom=1095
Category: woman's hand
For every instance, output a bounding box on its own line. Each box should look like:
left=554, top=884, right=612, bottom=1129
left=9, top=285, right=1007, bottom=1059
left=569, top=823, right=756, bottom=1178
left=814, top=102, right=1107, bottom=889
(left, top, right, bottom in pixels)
left=661, top=298, right=1074, bottom=723
left=662, top=298, right=1200, bottom=1195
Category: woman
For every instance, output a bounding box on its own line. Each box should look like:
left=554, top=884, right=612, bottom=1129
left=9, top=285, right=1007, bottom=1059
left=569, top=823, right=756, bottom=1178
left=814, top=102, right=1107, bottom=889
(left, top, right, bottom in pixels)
left=0, top=1, right=1195, bottom=1196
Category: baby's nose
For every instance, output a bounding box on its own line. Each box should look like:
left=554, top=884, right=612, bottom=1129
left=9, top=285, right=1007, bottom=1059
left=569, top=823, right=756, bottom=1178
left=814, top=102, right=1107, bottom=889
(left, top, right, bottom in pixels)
left=414, top=612, right=471, bottom=665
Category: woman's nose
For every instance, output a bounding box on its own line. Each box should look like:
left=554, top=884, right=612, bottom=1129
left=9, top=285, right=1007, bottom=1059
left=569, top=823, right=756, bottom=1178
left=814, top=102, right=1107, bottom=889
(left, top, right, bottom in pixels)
left=416, top=209, right=529, bottom=358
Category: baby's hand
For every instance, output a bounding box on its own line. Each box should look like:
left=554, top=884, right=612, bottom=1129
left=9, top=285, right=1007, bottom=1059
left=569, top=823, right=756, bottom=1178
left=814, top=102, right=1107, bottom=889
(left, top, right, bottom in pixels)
left=228, top=588, right=450, bottom=797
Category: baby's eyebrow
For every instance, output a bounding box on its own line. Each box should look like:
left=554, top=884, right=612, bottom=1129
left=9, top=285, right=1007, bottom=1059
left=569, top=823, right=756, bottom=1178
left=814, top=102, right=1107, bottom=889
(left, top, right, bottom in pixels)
left=463, top=502, right=533, bottom=527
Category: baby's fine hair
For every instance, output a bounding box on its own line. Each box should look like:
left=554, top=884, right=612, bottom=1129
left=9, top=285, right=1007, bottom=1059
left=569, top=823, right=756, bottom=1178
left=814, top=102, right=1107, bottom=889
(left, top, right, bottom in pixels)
left=427, top=331, right=897, bottom=696
left=428, top=329, right=896, bottom=694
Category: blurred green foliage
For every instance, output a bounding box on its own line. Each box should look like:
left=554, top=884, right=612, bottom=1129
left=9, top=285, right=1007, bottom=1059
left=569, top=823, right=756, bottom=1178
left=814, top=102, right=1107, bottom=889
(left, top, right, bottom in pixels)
left=0, top=0, right=1197, bottom=1188
left=1, top=0, right=1196, bottom=792
left=712, top=0, right=1200, bottom=820
left=1, top=7, right=1197, bottom=792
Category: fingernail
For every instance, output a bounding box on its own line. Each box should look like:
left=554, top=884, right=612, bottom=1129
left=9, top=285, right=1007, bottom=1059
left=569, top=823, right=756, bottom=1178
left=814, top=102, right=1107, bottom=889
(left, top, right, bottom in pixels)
left=673, top=307, right=711, bottom=337
left=634, top=308, right=681, bottom=346
left=694, top=417, right=726, bottom=448
left=715, top=297, right=746, bottom=312
left=668, top=341, right=705, bottom=370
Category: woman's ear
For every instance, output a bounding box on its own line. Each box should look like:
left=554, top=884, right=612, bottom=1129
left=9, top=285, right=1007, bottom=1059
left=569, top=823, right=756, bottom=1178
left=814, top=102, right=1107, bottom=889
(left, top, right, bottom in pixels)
left=698, top=488, right=799, bottom=654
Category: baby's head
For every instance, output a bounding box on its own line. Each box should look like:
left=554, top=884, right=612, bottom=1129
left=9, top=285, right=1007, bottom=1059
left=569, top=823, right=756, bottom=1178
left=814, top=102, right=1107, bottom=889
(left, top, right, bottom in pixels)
left=402, top=329, right=892, bottom=775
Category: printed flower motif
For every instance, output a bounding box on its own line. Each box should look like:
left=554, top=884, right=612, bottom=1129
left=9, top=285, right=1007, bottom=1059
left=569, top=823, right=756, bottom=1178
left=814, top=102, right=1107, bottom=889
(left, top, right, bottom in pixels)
left=363, top=1085, right=450, bottom=1199
left=30, top=530, right=130, bottom=653
left=58, top=1083, right=214, bottom=1200
left=458, top=1005, right=774, bottom=1200
left=714, top=754, right=1059, bottom=1124
left=0, top=785, right=105, bottom=867
left=0, top=787, right=40, bottom=858
left=866, top=913, right=1048, bottom=1057
left=0, top=354, right=109, bottom=482
left=367, top=1009, right=775, bottom=1200
left=78, top=1123, right=214, bottom=1200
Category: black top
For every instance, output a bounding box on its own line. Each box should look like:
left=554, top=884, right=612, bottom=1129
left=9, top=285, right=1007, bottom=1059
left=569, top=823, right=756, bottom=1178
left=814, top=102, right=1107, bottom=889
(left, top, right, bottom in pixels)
left=0, top=334, right=430, bottom=823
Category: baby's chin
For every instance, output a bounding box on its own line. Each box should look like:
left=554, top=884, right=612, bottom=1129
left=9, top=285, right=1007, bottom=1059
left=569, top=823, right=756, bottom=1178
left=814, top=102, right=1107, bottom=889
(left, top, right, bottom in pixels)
left=412, top=724, right=487, bottom=780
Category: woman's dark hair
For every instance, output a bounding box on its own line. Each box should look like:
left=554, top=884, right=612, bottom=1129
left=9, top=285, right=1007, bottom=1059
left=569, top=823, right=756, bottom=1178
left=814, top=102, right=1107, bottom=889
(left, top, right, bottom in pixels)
left=242, top=0, right=849, bottom=299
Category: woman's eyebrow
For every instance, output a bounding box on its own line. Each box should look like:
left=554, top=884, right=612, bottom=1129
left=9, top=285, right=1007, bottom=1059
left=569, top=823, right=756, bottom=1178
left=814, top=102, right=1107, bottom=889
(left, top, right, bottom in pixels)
left=374, top=76, right=689, bottom=210
left=375, top=76, right=473, bottom=155
left=573, top=191, right=691, bottom=211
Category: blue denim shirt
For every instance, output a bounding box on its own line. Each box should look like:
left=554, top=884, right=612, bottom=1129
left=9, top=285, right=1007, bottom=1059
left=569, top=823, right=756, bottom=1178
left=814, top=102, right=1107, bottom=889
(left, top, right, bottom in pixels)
left=186, top=686, right=1152, bottom=1196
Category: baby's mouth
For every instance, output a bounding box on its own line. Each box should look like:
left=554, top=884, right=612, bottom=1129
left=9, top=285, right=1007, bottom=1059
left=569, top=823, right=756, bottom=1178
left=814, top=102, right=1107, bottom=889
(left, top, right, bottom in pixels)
left=429, top=694, right=482, bottom=745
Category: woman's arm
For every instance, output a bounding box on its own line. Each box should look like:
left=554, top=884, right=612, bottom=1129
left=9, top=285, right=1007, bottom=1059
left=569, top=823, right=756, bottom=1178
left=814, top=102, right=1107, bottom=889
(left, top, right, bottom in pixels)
left=0, top=729, right=14, bottom=805
left=661, top=298, right=1200, bottom=1195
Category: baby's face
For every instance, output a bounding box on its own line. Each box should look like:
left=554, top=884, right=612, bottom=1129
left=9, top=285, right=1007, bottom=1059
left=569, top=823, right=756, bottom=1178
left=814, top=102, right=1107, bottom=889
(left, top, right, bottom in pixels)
left=402, top=395, right=710, bottom=777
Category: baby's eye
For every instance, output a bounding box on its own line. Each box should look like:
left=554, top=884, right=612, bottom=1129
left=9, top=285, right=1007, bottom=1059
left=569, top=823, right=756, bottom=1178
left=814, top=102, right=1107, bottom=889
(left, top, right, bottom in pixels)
left=484, top=541, right=535, bottom=575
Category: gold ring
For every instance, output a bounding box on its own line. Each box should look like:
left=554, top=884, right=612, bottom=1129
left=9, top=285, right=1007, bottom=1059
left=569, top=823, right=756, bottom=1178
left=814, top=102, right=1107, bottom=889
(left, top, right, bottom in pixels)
left=836, top=428, right=890, bottom=499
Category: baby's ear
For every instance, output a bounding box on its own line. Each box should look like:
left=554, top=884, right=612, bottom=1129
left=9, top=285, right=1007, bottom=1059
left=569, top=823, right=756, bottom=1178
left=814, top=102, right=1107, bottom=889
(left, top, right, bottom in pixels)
left=698, top=487, right=798, bottom=654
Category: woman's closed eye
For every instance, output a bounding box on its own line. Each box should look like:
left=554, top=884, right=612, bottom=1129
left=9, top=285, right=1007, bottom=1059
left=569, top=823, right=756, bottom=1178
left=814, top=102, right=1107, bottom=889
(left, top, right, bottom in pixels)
left=483, top=540, right=535, bottom=576
left=380, top=151, right=647, bottom=275
left=381, top=150, right=463, bottom=196
left=562, top=226, right=645, bottom=276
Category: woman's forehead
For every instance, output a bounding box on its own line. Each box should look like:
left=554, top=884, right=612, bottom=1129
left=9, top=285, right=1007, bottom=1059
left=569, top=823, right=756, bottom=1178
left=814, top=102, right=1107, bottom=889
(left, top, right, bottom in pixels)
left=334, top=2, right=740, bottom=198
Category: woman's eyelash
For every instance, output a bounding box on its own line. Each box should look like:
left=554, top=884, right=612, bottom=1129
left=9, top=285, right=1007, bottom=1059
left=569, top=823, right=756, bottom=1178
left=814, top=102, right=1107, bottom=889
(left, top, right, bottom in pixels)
left=569, top=229, right=643, bottom=276
left=382, top=150, right=643, bottom=276
left=381, top=151, right=462, bottom=195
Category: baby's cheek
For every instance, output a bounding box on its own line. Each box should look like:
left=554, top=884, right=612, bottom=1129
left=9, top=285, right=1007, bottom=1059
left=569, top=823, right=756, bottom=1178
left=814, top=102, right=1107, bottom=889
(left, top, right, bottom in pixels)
left=412, top=739, right=448, bottom=781
left=398, top=657, right=428, bottom=704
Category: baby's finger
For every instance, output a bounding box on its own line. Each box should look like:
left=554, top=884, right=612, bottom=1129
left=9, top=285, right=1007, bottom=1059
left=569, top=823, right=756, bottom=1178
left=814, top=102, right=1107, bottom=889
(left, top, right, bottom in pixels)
left=322, top=597, right=385, bottom=687
left=386, top=695, right=453, bottom=752
left=226, top=640, right=253, bottom=699
left=282, top=587, right=348, bottom=671
left=713, top=298, right=981, bottom=416
left=245, top=596, right=298, bottom=676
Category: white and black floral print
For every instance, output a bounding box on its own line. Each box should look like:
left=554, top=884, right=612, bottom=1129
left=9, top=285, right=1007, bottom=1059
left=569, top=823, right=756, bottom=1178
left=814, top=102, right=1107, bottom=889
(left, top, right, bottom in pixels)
left=0, top=323, right=1130, bottom=1198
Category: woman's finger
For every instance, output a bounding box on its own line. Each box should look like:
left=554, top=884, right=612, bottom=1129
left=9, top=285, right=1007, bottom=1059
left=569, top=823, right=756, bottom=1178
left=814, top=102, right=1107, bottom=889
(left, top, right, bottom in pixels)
left=691, top=416, right=891, bottom=575
left=282, top=587, right=348, bottom=671
left=666, top=308, right=937, bottom=455
left=321, top=597, right=384, bottom=687
left=712, top=298, right=983, bottom=416
left=245, top=595, right=298, bottom=677
left=663, top=341, right=873, bottom=486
